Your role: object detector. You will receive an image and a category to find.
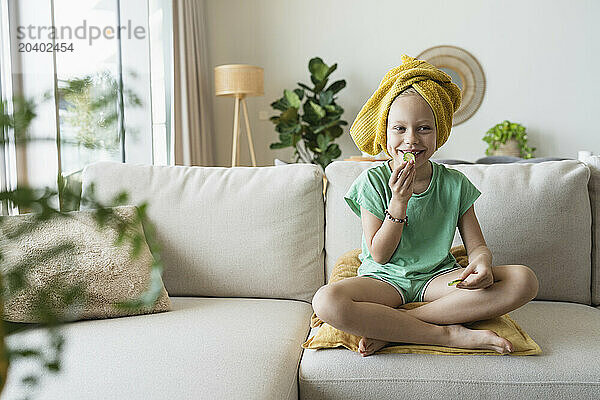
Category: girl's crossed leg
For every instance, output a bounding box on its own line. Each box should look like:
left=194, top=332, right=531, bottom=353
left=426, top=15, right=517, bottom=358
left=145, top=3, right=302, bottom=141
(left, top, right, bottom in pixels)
left=412, top=264, right=539, bottom=325
left=311, top=275, right=515, bottom=357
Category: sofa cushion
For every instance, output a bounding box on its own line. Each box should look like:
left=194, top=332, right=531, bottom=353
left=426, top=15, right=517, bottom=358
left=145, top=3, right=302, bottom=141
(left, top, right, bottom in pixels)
left=581, top=155, right=600, bottom=306
left=0, top=205, right=171, bottom=322
left=81, top=161, right=324, bottom=303
left=299, top=301, right=600, bottom=399
left=4, top=297, right=313, bottom=400
left=324, top=160, right=591, bottom=304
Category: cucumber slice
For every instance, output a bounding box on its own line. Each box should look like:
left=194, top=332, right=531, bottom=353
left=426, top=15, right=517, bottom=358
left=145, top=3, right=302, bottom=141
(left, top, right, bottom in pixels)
left=403, top=152, right=416, bottom=162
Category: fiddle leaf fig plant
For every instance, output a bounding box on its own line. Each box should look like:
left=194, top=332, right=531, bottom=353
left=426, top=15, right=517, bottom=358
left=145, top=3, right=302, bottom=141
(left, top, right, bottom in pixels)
left=483, top=120, right=536, bottom=159
left=269, top=57, right=347, bottom=172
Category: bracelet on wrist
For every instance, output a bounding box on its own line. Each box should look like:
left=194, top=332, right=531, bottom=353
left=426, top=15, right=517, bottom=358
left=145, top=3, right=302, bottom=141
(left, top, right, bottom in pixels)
left=384, top=209, right=408, bottom=225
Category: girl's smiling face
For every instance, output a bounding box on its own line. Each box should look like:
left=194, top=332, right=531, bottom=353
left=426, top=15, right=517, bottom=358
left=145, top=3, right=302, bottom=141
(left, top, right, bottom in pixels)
left=385, top=93, right=437, bottom=170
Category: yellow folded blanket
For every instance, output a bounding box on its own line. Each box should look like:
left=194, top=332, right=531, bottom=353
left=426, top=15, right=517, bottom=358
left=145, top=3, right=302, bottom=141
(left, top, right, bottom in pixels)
left=303, top=246, right=542, bottom=356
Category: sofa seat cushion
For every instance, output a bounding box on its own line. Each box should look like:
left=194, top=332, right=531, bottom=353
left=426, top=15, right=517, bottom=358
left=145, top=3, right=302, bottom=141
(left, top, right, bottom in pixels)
left=299, top=301, right=600, bottom=399
left=4, top=297, right=312, bottom=400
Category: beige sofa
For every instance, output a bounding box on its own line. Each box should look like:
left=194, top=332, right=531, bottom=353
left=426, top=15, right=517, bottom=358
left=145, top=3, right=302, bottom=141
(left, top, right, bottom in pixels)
left=4, top=155, right=600, bottom=400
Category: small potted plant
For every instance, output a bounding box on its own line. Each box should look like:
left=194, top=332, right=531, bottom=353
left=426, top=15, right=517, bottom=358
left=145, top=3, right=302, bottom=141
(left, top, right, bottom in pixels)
left=269, top=57, right=347, bottom=174
left=482, top=120, right=536, bottom=159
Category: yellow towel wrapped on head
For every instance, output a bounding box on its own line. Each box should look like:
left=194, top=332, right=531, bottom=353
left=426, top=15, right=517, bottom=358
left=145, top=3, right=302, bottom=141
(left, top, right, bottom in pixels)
left=349, top=54, right=462, bottom=157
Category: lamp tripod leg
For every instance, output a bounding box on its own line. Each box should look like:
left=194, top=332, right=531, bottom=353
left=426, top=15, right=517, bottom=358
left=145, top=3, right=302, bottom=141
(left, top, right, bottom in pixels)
left=236, top=112, right=240, bottom=164
left=241, top=98, right=257, bottom=167
left=232, top=96, right=241, bottom=167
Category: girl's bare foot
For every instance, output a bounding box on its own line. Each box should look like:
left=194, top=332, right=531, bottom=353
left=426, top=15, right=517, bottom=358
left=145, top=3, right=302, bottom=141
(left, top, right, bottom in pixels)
left=358, top=336, right=389, bottom=357
left=446, top=323, right=514, bottom=354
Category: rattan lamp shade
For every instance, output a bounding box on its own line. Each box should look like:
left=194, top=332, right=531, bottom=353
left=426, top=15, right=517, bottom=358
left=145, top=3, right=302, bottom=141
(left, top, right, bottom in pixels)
left=214, top=64, right=264, bottom=168
left=214, top=64, right=264, bottom=97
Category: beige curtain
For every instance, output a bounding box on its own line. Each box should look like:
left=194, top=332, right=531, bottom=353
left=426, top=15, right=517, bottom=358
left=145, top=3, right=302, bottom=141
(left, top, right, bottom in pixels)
left=172, top=0, right=215, bottom=166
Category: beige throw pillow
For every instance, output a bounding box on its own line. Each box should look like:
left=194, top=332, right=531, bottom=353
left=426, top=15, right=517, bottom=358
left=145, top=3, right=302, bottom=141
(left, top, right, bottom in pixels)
left=0, top=205, right=171, bottom=322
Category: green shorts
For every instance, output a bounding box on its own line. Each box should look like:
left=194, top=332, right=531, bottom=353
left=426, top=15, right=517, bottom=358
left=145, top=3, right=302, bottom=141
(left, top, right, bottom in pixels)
left=359, top=263, right=463, bottom=304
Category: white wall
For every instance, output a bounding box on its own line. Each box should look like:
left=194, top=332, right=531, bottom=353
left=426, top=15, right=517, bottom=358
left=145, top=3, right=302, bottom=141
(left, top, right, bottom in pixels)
left=205, top=0, right=599, bottom=166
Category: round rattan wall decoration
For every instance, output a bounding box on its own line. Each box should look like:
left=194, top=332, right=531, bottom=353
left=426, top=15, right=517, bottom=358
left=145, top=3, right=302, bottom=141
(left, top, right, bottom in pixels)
left=417, top=46, right=485, bottom=126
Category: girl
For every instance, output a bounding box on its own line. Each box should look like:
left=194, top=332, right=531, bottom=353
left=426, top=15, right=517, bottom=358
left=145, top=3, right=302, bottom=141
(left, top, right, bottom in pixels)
left=312, top=55, right=539, bottom=357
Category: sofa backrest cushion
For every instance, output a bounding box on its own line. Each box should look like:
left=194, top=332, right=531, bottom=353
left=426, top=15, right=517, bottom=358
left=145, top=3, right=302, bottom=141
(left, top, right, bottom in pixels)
left=81, top=161, right=324, bottom=303
left=581, top=155, right=600, bottom=306
left=324, top=160, right=591, bottom=304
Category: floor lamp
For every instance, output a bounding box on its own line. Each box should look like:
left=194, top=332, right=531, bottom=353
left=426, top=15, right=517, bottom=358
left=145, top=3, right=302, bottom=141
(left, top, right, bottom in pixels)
left=214, top=64, right=264, bottom=167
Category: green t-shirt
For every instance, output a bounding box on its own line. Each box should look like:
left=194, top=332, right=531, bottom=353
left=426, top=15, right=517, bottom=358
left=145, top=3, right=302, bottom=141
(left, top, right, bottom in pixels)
left=344, top=159, right=482, bottom=280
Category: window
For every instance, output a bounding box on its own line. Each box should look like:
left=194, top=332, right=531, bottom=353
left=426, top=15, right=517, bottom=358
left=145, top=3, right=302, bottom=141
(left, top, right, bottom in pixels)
left=53, top=0, right=124, bottom=177
left=5, top=0, right=173, bottom=210
left=0, top=0, right=18, bottom=216
left=149, top=0, right=173, bottom=166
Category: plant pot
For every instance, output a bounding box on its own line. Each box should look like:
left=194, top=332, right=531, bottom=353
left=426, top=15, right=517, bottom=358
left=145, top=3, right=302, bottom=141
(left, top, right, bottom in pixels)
left=491, top=138, right=521, bottom=157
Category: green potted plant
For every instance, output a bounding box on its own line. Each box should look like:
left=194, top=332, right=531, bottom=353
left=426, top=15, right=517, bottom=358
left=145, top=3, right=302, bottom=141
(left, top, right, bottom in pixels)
left=269, top=57, right=346, bottom=173
left=482, top=120, right=536, bottom=159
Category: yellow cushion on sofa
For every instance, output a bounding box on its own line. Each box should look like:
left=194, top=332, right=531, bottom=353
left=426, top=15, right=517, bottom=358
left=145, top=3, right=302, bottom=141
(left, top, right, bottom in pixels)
left=304, top=246, right=542, bottom=356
